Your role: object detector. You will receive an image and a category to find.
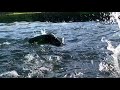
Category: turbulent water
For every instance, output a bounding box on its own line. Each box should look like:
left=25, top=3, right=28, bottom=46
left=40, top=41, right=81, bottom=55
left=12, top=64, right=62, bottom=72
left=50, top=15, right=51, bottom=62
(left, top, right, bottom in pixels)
left=0, top=21, right=120, bottom=78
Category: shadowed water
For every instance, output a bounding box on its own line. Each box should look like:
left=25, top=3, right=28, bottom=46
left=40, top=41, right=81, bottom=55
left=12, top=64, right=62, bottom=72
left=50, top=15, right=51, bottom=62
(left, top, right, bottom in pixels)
left=0, top=21, right=120, bottom=78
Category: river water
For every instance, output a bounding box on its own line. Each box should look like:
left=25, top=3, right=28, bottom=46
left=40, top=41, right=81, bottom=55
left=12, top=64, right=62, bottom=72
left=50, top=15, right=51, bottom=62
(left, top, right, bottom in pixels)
left=0, top=21, right=120, bottom=78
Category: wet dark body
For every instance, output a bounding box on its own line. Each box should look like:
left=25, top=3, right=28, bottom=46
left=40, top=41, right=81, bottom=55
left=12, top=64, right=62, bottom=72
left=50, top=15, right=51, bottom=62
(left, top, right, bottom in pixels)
left=28, top=33, right=64, bottom=47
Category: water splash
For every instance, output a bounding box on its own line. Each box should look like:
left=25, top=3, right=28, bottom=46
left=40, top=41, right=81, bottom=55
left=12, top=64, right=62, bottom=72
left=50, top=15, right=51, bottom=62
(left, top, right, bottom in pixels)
left=110, top=12, right=120, bottom=29
left=64, top=71, right=84, bottom=78
left=99, top=12, right=120, bottom=76
left=24, top=54, right=35, bottom=62
left=101, top=37, right=120, bottom=75
left=41, top=29, right=46, bottom=35
left=23, top=53, right=54, bottom=78
left=62, top=37, right=65, bottom=44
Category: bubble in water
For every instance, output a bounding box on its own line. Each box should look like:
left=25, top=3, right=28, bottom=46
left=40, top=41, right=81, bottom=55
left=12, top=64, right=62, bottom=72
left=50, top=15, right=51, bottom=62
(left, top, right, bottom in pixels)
left=96, top=19, right=100, bottom=22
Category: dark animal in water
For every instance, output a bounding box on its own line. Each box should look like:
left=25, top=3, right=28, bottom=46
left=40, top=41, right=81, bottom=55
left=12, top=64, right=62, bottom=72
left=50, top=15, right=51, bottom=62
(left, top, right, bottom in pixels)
left=28, top=33, right=64, bottom=47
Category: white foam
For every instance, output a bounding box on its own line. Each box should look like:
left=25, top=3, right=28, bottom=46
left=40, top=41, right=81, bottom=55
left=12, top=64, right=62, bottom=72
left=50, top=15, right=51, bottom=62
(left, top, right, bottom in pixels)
left=41, top=29, right=46, bottom=35
left=101, top=37, right=120, bottom=74
left=39, top=67, right=50, bottom=71
left=91, top=60, right=94, bottom=65
left=99, top=62, right=109, bottom=72
left=0, top=42, right=11, bottom=46
left=26, top=66, right=51, bottom=78
left=111, top=12, right=120, bottom=29
left=24, top=54, right=35, bottom=61
left=27, top=70, right=43, bottom=78
left=3, top=42, right=11, bottom=45
left=102, top=12, right=120, bottom=74
left=0, top=70, right=20, bottom=78
left=64, top=71, right=84, bottom=78
left=62, top=37, right=65, bottom=44
left=48, top=55, right=62, bottom=62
